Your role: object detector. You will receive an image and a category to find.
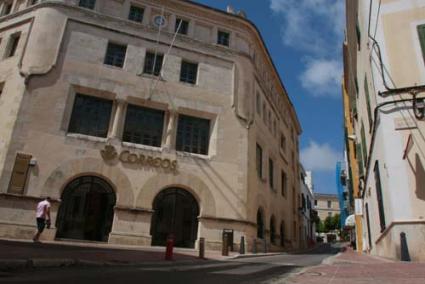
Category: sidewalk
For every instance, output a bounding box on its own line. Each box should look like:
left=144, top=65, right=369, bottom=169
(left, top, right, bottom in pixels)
left=0, top=238, right=237, bottom=271
left=283, top=247, right=425, bottom=284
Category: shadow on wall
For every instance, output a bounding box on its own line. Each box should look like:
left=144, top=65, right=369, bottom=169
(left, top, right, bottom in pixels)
left=415, top=154, right=425, bottom=201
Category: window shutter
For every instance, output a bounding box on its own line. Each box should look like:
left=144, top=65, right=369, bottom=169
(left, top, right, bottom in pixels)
left=418, top=25, right=425, bottom=64
left=8, top=153, right=32, bottom=194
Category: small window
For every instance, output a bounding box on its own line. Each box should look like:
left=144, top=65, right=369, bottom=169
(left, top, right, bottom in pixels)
left=68, top=94, right=113, bottom=138
left=128, top=5, right=144, bottom=23
left=2, top=2, right=12, bottom=16
left=143, top=52, right=163, bottom=76
left=327, top=200, right=332, bottom=208
left=314, top=200, right=317, bottom=206
left=256, top=93, right=261, bottom=116
left=269, top=158, right=274, bottom=190
left=180, top=61, right=198, bottom=84
left=280, top=134, right=286, bottom=151
left=5, top=33, right=20, bottom=58
left=176, top=114, right=210, bottom=155
left=79, top=0, right=96, bottom=10
left=123, top=105, right=165, bottom=147
left=281, top=171, right=287, bottom=196
left=175, top=18, right=189, bottom=35
left=256, top=144, right=263, bottom=178
left=0, top=82, right=4, bottom=97
left=217, top=30, right=230, bottom=46
left=328, top=212, right=332, bottom=218
left=104, top=42, right=127, bottom=68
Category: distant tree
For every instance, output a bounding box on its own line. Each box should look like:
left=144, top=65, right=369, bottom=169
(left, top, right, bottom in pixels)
left=332, top=214, right=341, bottom=230
left=317, top=220, right=325, bottom=233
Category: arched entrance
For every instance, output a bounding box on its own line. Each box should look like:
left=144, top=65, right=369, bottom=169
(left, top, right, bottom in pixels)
left=151, top=188, right=199, bottom=248
left=270, top=215, right=276, bottom=244
left=56, top=176, right=116, bottom=242
left=257, top=208, right=264, bottom=239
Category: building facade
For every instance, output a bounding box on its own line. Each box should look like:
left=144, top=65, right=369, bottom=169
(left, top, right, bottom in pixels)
left=344, top=0, right=425, bottom=261
left=314, top=193, right=340, bottom=222
left=299, top=166, right=315, bottom=248
left=0, top=0, right=301, bottom=252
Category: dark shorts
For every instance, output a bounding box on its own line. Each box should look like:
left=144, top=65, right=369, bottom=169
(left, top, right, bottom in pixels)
left=36, top=218, right=46, bottom=233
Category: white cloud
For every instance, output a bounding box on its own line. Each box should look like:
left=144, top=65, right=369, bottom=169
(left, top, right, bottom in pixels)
left=269, top=0, right=344, bottom=97
left=299, top=58, right=342, bottom=97
left=301, top=141, right=341, bottom=172
left=269, top=0, right=345, bottom=55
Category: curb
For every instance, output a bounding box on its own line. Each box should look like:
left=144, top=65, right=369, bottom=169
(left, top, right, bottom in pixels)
left=232, top=252, right=284, bottom=259
left=0, top=257, right=214, bottom=271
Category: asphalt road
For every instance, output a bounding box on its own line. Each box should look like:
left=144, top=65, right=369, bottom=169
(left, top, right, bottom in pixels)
left=0, top=244, right=341, bottom=284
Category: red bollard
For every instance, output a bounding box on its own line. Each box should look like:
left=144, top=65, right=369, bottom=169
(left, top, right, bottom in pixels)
left=165, top=234, right=174, bottom=261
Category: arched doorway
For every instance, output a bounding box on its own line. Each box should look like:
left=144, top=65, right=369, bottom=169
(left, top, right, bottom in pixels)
left=257, top=208, right=264, bottom=239
left=151, top=188, right=199, bottom=248
left=270, top=215, right=276, bottom=244
left=56, top=176, right=116, bottom=242
left=280, top=221, right=285, bottom=247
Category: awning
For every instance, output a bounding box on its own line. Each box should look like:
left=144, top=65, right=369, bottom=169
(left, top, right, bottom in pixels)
left=345, top=214, right=355, bottom=227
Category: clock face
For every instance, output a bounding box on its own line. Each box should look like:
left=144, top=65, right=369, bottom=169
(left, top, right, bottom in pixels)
left=153, top=15, right=167, bottom=28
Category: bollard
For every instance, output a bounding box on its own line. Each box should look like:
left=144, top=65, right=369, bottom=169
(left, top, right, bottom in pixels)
left=239, top=236, right=245, bottom=255
left=263, top=238, right=267, bottom=253
left=165, top=234, right=174, bottom=261
left=253, top=238, right=257, bottom=254
left=199, top=237, right=205, bottom=259
left=222, top=233, right=229, bottom=256
left=400, top=232, right=411, bottom=262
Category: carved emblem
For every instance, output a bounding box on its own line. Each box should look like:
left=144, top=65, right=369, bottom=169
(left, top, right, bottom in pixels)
left=101, top=145, right=118, bottom=161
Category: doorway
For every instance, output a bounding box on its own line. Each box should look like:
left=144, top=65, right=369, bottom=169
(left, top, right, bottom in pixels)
left=56, top=176, right=116, bottom=242
left=151, top=188, right=199, bottom=248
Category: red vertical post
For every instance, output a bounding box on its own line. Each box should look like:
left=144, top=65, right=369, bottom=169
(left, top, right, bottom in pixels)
left=165, top=234, right=174, bottom=260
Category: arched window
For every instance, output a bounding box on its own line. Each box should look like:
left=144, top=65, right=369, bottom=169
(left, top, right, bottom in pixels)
left=257, top=208, right=264, bottom=239
left=270, top=215, right=276, bottom=244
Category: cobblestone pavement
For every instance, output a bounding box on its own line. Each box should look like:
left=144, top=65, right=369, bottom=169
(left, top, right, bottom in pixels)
left=280, top=247, right=425, bottom=284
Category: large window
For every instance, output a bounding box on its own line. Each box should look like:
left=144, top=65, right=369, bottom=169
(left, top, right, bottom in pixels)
left=327, top=200, right=332, bottom=208
left=180, top=61, right=198, bottom=84
left=5, top=33, right=20, bottom=58
left=104, top=42, right=127, bottom=68
left=143, top=52, right=163, bottom=76
left=123, top=105, right=165, bottom=147
left=128, top=5, right=144, bottom=23
left=217, top=30, right=230, bottom=46
left=269, top=158, right=274, bottom=190
left=79, top=0, right=96, bottom=9
left=68, top=94, right=113, bottom=138
left=176, top=115, right=210, bottom=155
left=256, top=144, right=263, bottom=178
left=175, top=18, right=189, bottom=35
left=374, top=161, right=386, bottom=232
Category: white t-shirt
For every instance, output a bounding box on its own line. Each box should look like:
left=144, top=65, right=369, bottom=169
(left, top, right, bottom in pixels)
left=36, top=200, right=51, bottom=219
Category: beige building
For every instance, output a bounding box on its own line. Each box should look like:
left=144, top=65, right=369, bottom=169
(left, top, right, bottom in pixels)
left=344, top=0, right=425, bottom=261
left=314, top=193, right=340, bottom=221
left=0, top=0, right=301, bottom=252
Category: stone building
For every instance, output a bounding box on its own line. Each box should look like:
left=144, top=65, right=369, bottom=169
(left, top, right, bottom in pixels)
left=0, top=0, right=301, bottom=251
left=314, top=193, right=340, bottom=222
left=344, top=0, right=425, bottom=261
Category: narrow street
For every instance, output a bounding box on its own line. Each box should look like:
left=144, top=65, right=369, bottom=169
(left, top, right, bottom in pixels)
left=0, top=244, right=340, bottom=284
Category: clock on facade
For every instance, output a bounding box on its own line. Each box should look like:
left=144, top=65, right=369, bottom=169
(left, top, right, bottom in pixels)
left=153, top=15, right=167, bottom=28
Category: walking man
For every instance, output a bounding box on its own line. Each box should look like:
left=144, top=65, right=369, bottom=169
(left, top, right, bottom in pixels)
left=33, top=197, right=51, bottom=242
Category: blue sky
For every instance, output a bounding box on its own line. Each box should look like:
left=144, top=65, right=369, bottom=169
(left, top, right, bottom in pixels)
left=195, top=0, right=345, bottom=194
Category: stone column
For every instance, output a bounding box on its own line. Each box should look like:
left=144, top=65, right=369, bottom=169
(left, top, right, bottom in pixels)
left=109, top=99, right=126, bottom=140
left=164, top=110, right=177, bottom=150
